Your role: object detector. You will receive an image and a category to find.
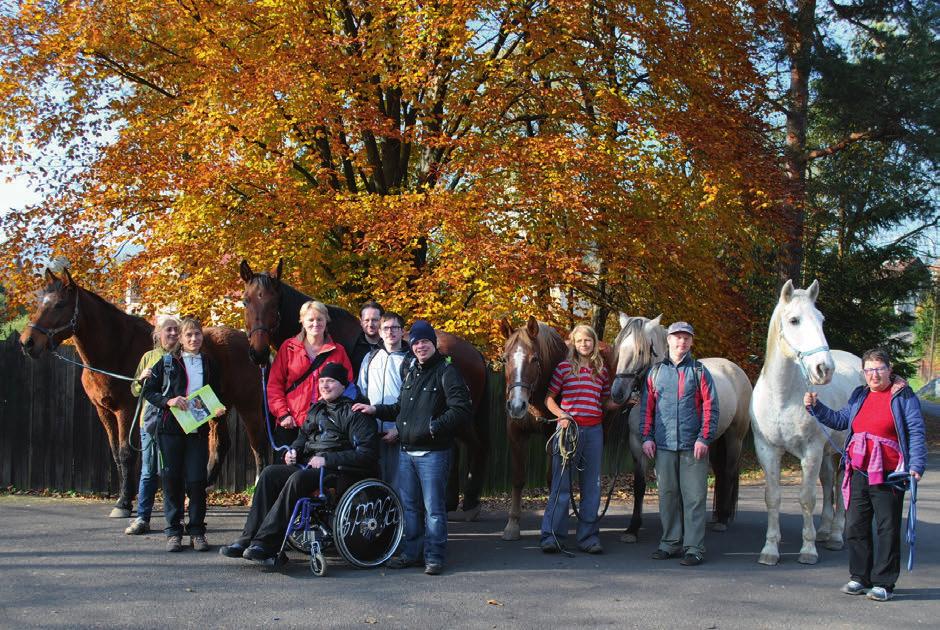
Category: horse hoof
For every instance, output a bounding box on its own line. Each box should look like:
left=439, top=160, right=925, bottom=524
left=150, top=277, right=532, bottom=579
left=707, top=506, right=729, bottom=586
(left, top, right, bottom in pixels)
left=619, top=531, right=638, bottom=544
left=502, top=527, right=521, bottom=541
left=824, top=539, right=844, bottom=551
left=109, top=507, right=132, bottom=518
left=757, top=553, right=779, bottom=566
left=461, top=504, right=482, bottom=522
left=798, top=553, right=818, bottom=565
left=711, top=522, right=728, bottom=533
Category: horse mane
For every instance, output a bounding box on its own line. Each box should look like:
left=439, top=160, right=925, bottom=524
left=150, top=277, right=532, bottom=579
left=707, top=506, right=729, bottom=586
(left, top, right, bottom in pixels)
left=613, top=316, right=661, bottom=371
left=55, top=280, right=153, bottom=335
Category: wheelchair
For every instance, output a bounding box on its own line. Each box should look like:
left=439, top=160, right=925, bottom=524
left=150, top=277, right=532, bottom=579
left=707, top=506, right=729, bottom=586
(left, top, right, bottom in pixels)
left=277, top=466, right=403, bottom=576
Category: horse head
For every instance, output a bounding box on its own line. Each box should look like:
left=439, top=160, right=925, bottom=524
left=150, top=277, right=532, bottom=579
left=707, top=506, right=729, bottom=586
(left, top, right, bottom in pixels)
left=500, top=315, right=545, bottom=419
left=20, top=268, right=81, bottom=358
left=773, top=279, right=835, bottom=386
left=240, top=258, right=283, bottom=366
left=610, top=313, right=665, bottom=404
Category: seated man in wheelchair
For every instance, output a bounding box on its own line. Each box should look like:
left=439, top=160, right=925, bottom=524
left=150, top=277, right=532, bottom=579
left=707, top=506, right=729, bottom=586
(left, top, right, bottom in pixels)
left=220, top=362, right=379, bottom=563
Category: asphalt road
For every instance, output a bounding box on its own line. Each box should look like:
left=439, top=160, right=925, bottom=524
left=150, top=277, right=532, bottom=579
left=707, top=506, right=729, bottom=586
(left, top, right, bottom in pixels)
left=2, top=456, right=938, bottom=629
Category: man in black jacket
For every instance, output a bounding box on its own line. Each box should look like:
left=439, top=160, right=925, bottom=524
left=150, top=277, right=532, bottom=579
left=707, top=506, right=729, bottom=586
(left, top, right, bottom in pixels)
left=220, top=362, right=378, bottom=563
left=349, top=300, right=384, bottom=380
left=354, top=320, right=471, bottom=575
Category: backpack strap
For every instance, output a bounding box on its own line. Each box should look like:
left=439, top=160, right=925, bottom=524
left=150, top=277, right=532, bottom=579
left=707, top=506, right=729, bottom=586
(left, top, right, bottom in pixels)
left=161, top=353, right=174, bottom=397
left=286, top=350, right=332, bottom=395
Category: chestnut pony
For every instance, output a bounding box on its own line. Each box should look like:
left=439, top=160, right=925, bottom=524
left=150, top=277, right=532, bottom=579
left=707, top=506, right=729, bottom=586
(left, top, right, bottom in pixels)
left=20, top=269, right=267, bottom=517
left=239, top=259, right=489, bottom=518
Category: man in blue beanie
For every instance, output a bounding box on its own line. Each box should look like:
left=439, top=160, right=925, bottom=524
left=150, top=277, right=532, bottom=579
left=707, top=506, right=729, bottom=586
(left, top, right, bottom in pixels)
left=354, top=319, right=471, bottom=575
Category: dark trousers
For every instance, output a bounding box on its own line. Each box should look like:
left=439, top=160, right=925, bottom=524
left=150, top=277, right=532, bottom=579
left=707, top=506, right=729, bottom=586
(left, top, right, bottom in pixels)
left=158, top=431, right=209, bottom=537
left=237, top=464, right=354, bottom=552
left=846, top=471, right=904, bottom=590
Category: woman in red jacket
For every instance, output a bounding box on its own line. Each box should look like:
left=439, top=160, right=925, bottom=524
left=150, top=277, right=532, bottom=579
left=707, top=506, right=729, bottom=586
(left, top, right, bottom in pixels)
left=266, top=301, right=353, bottom=459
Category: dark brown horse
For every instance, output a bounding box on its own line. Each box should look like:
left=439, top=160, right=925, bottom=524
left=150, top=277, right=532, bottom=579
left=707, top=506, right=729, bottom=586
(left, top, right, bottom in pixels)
left=239, top=259, right=490, bottom=517
left=20, top=269, right=267, bottom=517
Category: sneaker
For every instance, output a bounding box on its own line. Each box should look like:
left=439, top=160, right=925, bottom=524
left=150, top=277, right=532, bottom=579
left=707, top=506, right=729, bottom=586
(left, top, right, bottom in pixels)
left=582, top=543, right=604, bottom=555
left=680, top=553, right=704, bottom=566
left=124, top=519, right=149, bottom=535
left=191, top=534, right=210, bottom=552
left=651, top=548, right=680, bottom=560
left=166, top=535, right=183, bottom=552
left=219, top=542, right=247, bottom=558
left=424, top=563, right=444, bottom=575
left=841, top=580, right=868, bottom=596
left=242, top=545, right=276, bottom=563
left=867, top=587, right=893, bottom=602
left=540, top=541, right=564, bottom=554
left=386, top=556, right=421, bottom=569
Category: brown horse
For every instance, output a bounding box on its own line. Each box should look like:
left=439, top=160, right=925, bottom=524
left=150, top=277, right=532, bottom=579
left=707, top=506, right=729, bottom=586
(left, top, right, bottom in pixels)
left=239, top=259, right=490, bottom=517
left=498, top=316, right=567, bottom=540
left=19, top=269, right=267, bottom=517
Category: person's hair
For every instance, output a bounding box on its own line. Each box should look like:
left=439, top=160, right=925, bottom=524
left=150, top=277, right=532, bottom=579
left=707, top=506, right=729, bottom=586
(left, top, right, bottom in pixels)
left=380, top=311, right=405, bottom=328
left=567, top=324, right=605, bottom=376
left=360, top=300, right=384, bottom=318
left=298, top=300, right=330, bottom=323
left=179, top=317, right=202, bottom=335
left=152, top=316, right=181, bottom=352
left=861, top=348, right=892, bottom=368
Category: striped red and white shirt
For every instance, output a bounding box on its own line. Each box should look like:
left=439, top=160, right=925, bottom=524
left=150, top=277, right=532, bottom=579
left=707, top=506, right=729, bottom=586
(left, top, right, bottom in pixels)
left=547, top=360, right=611, bottom=427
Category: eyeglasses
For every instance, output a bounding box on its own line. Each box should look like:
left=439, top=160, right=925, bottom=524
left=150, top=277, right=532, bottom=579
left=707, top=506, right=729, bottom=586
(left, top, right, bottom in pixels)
left=380, top=326, right=402, bottom=332
left=863, top=367, right=889, bottom=375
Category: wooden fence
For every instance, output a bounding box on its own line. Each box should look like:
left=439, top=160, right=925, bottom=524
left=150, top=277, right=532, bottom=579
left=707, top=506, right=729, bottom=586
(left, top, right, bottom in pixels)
left=1, top=333, right=634, bottom=495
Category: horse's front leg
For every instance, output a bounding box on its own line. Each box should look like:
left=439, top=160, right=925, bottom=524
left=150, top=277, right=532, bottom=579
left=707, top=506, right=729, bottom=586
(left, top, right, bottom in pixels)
left=798, top=448, right=824, bottom=564
left=621, top=429, right=647, bottom=543
left=755, top=434, right=783, bottom=565
left=502, top=420, right=530, bottom=541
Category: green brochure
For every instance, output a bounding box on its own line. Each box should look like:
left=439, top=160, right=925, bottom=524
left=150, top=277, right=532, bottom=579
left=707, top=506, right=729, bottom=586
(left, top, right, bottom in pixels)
left=171, top=385, right=224, bottom=434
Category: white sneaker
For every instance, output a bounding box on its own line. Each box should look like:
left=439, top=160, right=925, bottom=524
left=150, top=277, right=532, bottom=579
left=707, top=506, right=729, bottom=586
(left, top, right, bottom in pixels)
left=124, top=518, right=150, bottom=535
left=867, top=586, right=893, bottom=601
left=840, top=580, right=867, bottom=595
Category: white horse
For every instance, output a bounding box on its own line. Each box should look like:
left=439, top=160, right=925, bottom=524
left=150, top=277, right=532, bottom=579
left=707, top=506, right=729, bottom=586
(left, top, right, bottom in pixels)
left=750, top=280, right=863, bottom=565
left=610, top=314, right=753, bottom=538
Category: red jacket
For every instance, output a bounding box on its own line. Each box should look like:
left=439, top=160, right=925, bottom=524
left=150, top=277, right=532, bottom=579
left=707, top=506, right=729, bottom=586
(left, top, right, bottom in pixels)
left=267, top=334, right=353, bottom=428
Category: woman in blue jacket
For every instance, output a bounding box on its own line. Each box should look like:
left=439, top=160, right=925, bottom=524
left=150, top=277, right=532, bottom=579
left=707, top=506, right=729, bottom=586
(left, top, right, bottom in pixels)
left=805, top=348, right=926, bottom=602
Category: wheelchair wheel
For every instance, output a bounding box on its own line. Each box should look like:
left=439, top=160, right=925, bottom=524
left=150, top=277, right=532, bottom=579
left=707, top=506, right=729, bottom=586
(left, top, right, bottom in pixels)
left=310, top=551, right=328, bottom=576
left=333, top=478, right=403, bottom=568
left=286, top=510, right=330, bottom=554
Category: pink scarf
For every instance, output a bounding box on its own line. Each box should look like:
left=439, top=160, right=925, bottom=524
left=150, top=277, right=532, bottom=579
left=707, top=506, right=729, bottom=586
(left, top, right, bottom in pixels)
left=841, top=431, right=904, bottom=508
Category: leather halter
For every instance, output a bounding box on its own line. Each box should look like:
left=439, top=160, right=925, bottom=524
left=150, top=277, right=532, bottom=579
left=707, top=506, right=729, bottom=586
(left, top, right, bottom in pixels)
left=27, top=293, right=80, bottom=350
left=613, top=344, right=659, bottom=397
left=247, top=304, right=281, bottom=340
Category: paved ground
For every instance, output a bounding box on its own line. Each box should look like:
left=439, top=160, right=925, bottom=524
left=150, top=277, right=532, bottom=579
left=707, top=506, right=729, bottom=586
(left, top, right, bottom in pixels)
left=2, top=456, right=938, bottom=629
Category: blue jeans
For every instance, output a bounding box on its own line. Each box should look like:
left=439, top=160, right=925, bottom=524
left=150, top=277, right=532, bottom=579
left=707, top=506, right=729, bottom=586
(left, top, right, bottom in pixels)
left=540, top=423, right=603, bottom=549
left=398, top=450, right=451, bottom=565
left=379, top=441, right=400, bottom=489
left=135, top=430, right=160, bottom=522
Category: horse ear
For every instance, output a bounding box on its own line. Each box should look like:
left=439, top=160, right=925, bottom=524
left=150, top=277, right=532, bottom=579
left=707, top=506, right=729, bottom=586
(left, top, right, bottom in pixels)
left=45, top=268, right=58, bottom=283
left=273, top=259, right=283, bottom=280
left=526, top=315, right=539, bottom=339
left=499, top=317, right=514, bottom=340
left=63, top=267, right=74, bottom=286
left=618, top=312, right=629, bottom=329
left=646, top=314, right=662, bottom=333
left=780, top=279, right=795, bottom=304
left=239, top=259, right=254, bottom=283
left=807, top=279, right=819, bottom=302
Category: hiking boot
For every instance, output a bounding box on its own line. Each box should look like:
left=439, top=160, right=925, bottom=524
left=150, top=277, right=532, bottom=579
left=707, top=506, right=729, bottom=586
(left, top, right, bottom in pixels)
left=540, top=541, right=564, bottom=554
left=424, top=563, right=443, bottom=575
left=841, top=580, right=868, bottom=596
left=191, top=534, right=210, bottom=552
left=867, top=587, right=893, bottom=602
left=166, top=535, right=183, bottom=552
left=680, top=553, right=704, bottom=566
left=124, top=519, right=149, bottom=535
left=386, top=556, right=421, bottom=569
left=651, top=548, right=680, bottom=560
left=582, top=543, right=604, bottom=555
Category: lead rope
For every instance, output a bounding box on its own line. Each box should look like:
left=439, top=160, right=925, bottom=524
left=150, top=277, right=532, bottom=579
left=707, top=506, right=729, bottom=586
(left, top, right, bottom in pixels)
left=260, top=365, right=291, bottom=454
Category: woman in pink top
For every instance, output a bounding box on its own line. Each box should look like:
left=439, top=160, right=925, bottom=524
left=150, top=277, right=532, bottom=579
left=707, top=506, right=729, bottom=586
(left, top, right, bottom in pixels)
left=540, top=324, right=611, bottom=555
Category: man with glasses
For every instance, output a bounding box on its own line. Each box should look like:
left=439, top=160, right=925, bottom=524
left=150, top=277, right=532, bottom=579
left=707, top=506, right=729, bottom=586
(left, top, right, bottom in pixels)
left=355, top=312, right=411, bottom=487
left=350, top=300, right=384, bottom=380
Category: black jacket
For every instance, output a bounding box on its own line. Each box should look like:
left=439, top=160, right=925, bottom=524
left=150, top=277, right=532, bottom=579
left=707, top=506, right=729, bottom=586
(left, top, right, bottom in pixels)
left=142, top=353, right=221, bottom=436
left=291, top=396, right=379, bottom=471
left=374, top=352, right=472, bottom=452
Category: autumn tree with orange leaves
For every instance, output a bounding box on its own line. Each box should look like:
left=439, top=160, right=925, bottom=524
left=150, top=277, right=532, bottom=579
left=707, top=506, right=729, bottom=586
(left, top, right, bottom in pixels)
left=0, top=1, right=781, bottom=361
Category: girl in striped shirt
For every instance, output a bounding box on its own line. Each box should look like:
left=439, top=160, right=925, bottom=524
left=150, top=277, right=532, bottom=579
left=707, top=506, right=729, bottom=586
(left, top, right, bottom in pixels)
left=540, top=324, right=611, bottom=554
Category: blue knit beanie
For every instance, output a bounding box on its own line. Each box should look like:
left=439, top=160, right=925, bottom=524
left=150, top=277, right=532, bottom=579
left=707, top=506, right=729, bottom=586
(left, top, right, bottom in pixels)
left=408, top=320, right=437, bottom=346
